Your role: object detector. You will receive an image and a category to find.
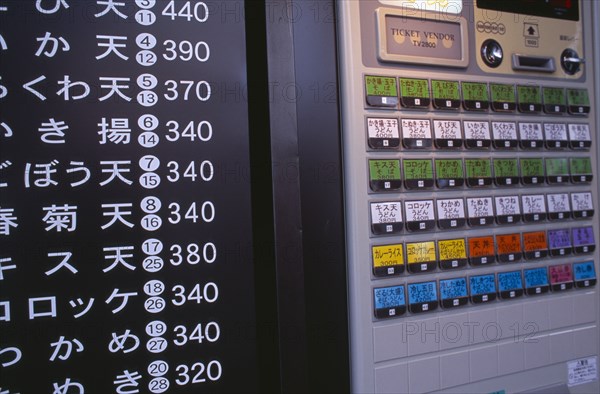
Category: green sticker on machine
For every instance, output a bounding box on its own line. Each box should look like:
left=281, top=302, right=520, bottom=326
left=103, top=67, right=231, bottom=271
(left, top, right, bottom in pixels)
left=543, top=87, right=566, bottom=105
left=546, top=158, right=569, bottom=176
left=365, top=75, right=397, bottom=97
left=400, top=78, right=429, bottom=98
left=570, top=157, right=592, bottom=174
left=369, top=160, right=401, bottom=181
left=490, top=84, right=516, bottom=103
left=465, top=159, right=492, bottom=178
left=462, top=82, right=488, bottom=101
left=432, top=80, right=460, bottom=100
left=403, top=160, right=434, bottom=180
left=494, top=159, right=518, bottom=177
left=567, top=88, right=590, bottom=106
left=517, top=85, right=541, bottom=104
left=521, top=158, right=544, bottom=177
left=436, top=159, right=463, bottom=179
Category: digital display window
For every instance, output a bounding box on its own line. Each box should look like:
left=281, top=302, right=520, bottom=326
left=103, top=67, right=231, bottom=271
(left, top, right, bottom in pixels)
left=546, top=158, right=569, bottom=183
left=468, top=236, right=495, bottom=266
left=524, top=268, right=549, bottom=295
left=403, top=159, right=434, bottom=189
left=477, top=0, right=579, bottom=21
left=469, top=274, right=496, bottom=303
left=406, top=241, right=437, bottom=272
left=440, top=277, right=468, bottom=300
left=438, top=239, right=467, bottom=269
left=465, top=159, right=492, bottom=187
left=498, top=270, right=523, bottom=297
left=374, top=285, right=407, bottom=318
left=369, top=159, right=402, bottom=191
left=432, top=80, right=461, bottom=109
left=496, top=233, right=523, bottom=263
left=408, top=281, right=439, bottom=312
left=523, top=231, right=548, bottom=260
left=493, top=158, right=519, bottom=186
left=372, top=244, right=404, bottom=277
left=549, top=264, right=573, bottom=291
left=365, top=75, right=399, bottom=107
left=548, top=229, right=572, bottom=256
left=490, top=83, right=516, bottom=111
left=520, top=158, right=545, bottom=185
left=543, top=87, right=566, bottom=114
left=400, top=78, right=430, bottom=108
left=517, top=85, right=542, bottom=113
left=573, top=261, right=597, bottom=288
left=570, top=157, right=593, bottom=183
left=462, top=82, right=489, bottom=111
left=435, top=159, right=464, bottom=188
left=566, top=88, right=590, bottom=114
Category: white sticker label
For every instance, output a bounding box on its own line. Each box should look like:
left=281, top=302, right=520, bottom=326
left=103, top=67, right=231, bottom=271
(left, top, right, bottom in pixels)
left=436, top=198, right=465, bottom=220
left=519, top=122, right=543, bottom=141
left=547, top=193, right=570, bottom=213
left=433, top=120, right=462, bottom=140
left=466, top=197, right=494, bottom=218
left=571, top=192, right=593, bottom=211
left=494, top=196, right=520, bottom=216
left=568, top=356, right=598, bottom=387
left=463, top=121, right=490, bottom=140
left=522, top=194, right=547, bottom=214
left=371, top=202, right=402, bottom=224
left=367, top=118, right=399, bottom=139
left=401, top=119, right=432, bottom=139
left=492, top=121, right=517, bottom=140
left=544, top=123, right=568, bottom=141
left=405, top=200, right=435, bottom=223
left=568, top=124, right=591, bottom=142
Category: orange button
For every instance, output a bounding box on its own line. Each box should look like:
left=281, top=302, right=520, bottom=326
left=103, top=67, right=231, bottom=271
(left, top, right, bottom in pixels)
left=523, top=231, right=548, bottom=252
left=496, top=233, right=522, bottom=254
left=468, top=236, right=495, bottom=257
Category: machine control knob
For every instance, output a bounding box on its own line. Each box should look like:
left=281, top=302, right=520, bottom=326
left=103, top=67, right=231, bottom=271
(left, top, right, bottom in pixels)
left=481, top=39, right=503, bottom=68
left=561, top=49, right=585, bottom=75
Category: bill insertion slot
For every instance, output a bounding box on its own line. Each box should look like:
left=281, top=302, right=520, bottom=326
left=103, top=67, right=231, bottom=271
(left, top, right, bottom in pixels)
left=512, top=54, right=556, bottom=72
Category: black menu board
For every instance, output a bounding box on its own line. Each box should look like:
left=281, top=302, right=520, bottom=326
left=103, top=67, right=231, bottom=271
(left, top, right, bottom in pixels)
left=0, top=1, right=258, bottom=392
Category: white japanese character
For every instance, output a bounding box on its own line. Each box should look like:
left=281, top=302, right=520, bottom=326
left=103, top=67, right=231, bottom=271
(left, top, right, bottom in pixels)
left=0, top=207, right=18, bottom=235
left=52, top=378, right=84, bottom=394
left=69, top=298, right=95, bottom=319
left=0, top=257, right=16, bottom=280
left=25, top=160, right=59, bottom=188
left=42, top=204, right=78, bottom=232
left=1, top=122, right=12, bottom=137
left=101, top=203, right=134, bottom=229
left=49, top=336, right=84, bottom=362
left=0, top=347, right=21, bottom=367
left=0, top=75, right=6, bottom=99
left=108, top=330, right=139, bottom=354
left=39, top=118, right=69, bottom=144
left=0, top=300, right=10, bottom=322
left=95, top=0, right=127, bottom=18
left=114, top=370, right=142, bottom=394
left=45, top=252, right=78, bottom=276
left=100, top=160, right=132, bottom=186
left=0, top=34, right=7, bottom=51
left=57, top=75, right=90, bottom=101
left=0, top=160, right=12, bottom=187
left=36, top=0, right=69, bottom=14
left=23, top=75, right=47, bottom=101
left=105, top=289, right=137, bottom=314
left=98, top=118, right=131, bottom=144
left=99, top=77, right=131, bottom=102
left=66, top=161, right=91, bottom=187
left=35, top=32, right=70, bottom=58
left=103, top=246, right=135, bottom=273
left=28, top=296, right=57, bottom=319
left=96, top=35, right=128, bottom=60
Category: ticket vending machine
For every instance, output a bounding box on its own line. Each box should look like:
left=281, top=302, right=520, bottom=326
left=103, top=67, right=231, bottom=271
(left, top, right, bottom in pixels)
left=338, top=1, right=599, bottom=392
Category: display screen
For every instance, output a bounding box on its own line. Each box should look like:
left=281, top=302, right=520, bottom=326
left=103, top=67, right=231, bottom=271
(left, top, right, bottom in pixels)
left=490, top=84, right=516, bottom=103
left=517, top=85, right=542, bottom=104
left=432, top=80, right=460, bottom=100
left=370, top=202, right=403, bottom=224
left=521, top=158, right=544, bottom=177
left=462, top=82, right=488, bottom=101
left=468, top=236, right=495, bottom=258
left=470, top=274, right=496, bottom=295
left=465, top=159, right=492, bottom=178
left=494, top=159, right=518, bottom=177
left=498, top=271, right=523, bottom=292
left=572, top=226, right=594, bottom=247
left=408, top=281, right=438, bottom=304
left=374, top=285, right=406, bottom=309
left=496, top=233, right=522, bottom=254
left=543, top=87, right=566, bottom=105
left=436, top=159, right=463, bottom=179
left=369, top=160, right=401, bottom=181
left=403, top=160, right=434, bottom=180
left=548, top=229, right=572, bottom=249
left=573, top=261, right=596, bottom=281
left=366, top=75, right=397, bottom=97
left=525, top=268, right=549, bottom=288
left=440, top=278, right=468, bottom=300
left=477, top=0, right=579, bottom=21
left=567, top=88, right=590, bottom=106
left=549, top=264, right=573, bottom=284
left=400, top=78, right=429, bottom=98
left=523, top=231, right=548, bottom=251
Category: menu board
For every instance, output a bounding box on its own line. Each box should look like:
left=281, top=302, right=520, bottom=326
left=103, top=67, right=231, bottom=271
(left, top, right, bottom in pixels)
left=0, top=2, right=258, bottom=392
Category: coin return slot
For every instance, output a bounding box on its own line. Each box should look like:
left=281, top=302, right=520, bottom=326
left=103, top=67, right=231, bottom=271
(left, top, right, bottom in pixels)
left=512, top=54, right=555, bottom=73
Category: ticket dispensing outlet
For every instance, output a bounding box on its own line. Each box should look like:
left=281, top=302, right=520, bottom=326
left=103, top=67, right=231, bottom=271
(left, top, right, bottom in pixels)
left=338, top=1, right=599, bottom=393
